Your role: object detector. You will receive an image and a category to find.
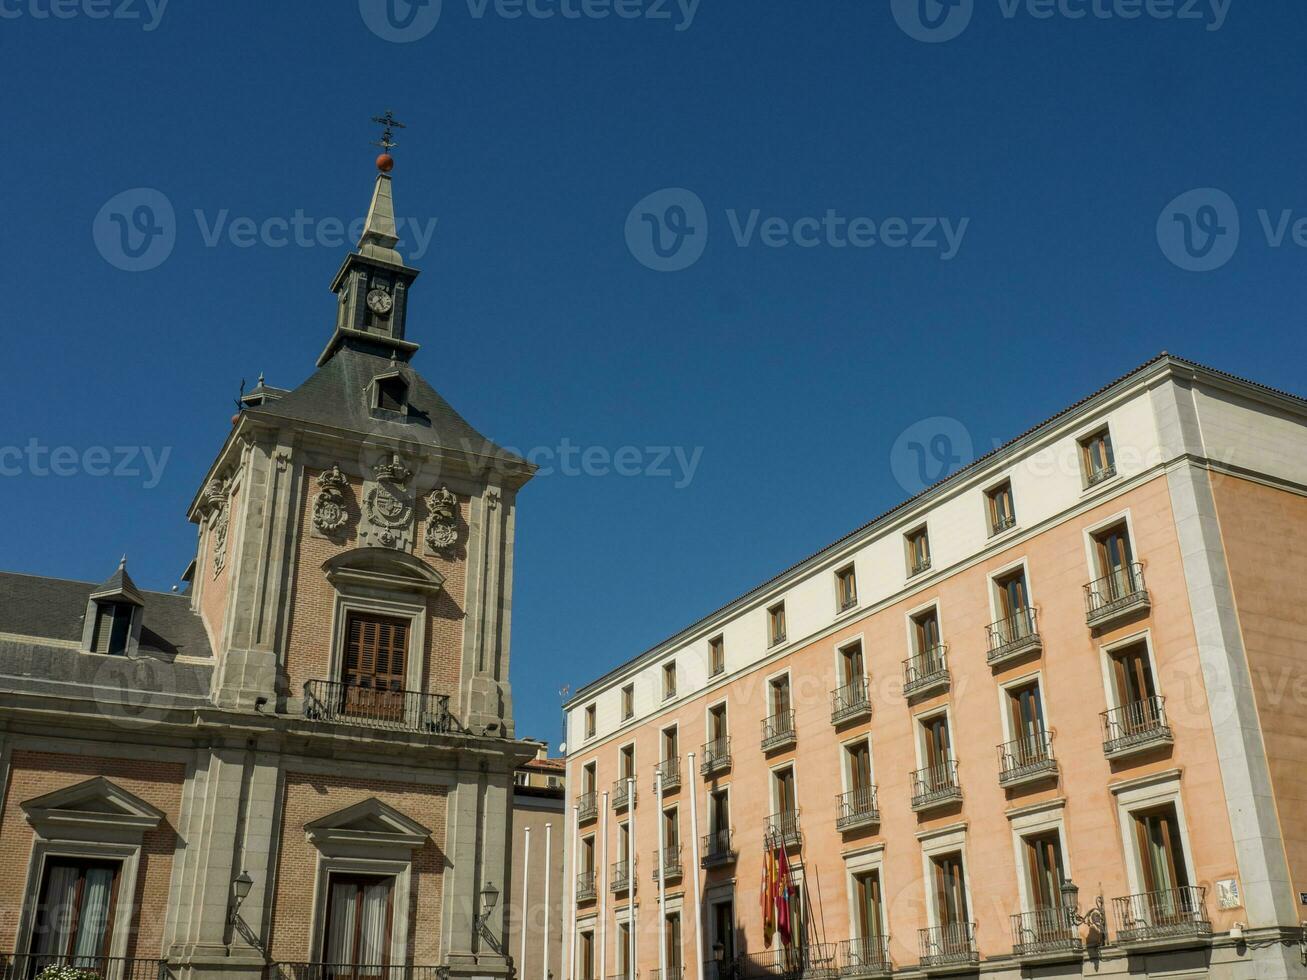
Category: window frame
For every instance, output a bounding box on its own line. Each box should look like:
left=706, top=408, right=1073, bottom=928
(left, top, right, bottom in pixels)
left=834, top=564, right=859, bottom=614
left=840, top=734, right=875, bottom=797
left=918, top=826, right=974, bottom=933
left=708, top=634, right=726, bottom=677
left=767, top=601, right=788, bottom=647
left=904, top=525, right=932, bottom=577
left=620, top=684, right=635, bottom=722
left=984, top=479, right=1018, bottom=537
left=1006, top=801, right=1072, bottom=914
left=1098, top=630, right=1163, bottom=713
left=1077, top=425, right=1117, bottom=489
left=584, top=704, right=597, bottom=740
left=662, top=660, right=678, bottom=701
left=1111, top=773, right=1197, bottom=898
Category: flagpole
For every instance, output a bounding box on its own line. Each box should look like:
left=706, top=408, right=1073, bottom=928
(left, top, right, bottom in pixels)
left=656, top=768, right=668, bottom=980
left=567, top=804, right=579, bottom=980
left=521, top=826, right=532, bottom=973
left=687, top=751, right=705, bottom=980
left=600, top=791, right=610, bottom=980
left=628, top=776, right=638, bottom=980
left=544, top=821, right=553, bottom=980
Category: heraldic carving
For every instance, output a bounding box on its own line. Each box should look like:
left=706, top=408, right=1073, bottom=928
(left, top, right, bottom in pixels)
left=425, top=485, right=459, bottom=553
left=204, top=478, right=230, bottom=578
left=312, top=464, right=351, bottom=534
left=361, top=454, right=415, bottom=550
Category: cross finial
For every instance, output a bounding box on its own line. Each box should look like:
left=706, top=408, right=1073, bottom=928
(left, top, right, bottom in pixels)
left=372, top=110, right=407, bottom=153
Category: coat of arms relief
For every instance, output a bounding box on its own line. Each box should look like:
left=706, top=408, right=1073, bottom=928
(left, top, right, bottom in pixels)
left=424, top=485, right=460, bottom=554
left=360, top=454, right=416, bottom=550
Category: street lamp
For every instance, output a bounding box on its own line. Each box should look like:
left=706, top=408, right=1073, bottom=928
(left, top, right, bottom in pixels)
left=229, top=871, right=254, bottom=924
left=1060, top=879, right=1106, bottom=940
left=476, top=881, right=506, bottom=956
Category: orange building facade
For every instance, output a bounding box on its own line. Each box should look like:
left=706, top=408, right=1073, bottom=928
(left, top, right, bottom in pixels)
left=562, top=357, right=1307, bottom=979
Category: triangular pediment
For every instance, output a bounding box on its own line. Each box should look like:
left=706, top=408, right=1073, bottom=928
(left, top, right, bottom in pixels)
left=22, top=776, right=165, bottom=837
left=305, top=797, right=430, bottom=852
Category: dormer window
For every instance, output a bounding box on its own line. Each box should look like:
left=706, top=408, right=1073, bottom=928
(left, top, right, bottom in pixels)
left=90, top=602, right=134, bottom=656
left=376, top=375, right=408, bottom=414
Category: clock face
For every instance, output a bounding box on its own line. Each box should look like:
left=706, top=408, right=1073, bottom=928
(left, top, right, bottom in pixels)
left=367, top=288, right=393, bottom=315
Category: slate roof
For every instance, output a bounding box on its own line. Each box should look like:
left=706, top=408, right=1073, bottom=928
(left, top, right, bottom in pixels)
left=250, top=346, right=527, bottom=467
left=0, top=571, right=213, bottom=659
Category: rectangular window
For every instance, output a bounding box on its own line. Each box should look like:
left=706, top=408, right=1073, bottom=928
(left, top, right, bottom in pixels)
left=853, top=870, right=884, bottom=940
left=582, top=835, right=596, bottom=874
left=769, top=675, right=792, bottom=716
left=986, top=481, right=1016, bottom=534
left=663, top=806, right=679, bottom=849
left=662, top=726, right=679, bottom=763
left=617, top=924, right=632, bottom=980
left=709, top=635, right=725, bottom=677
left=579, top=931, right=595, bottom=980
left=994, top=569, right=1030, bottom=620
left=1110, top=641, right=1158, bottom=709
left=322, top=873, right=394, bottom=968
left=343, top=612, right=409, bottom=719
left=662, top=661, right=677, bottom=700
left=768, top=602, right=788, bottom=646
left=1093, top=522, right=1137, bottom=595
left=1022, top=832, right=1066, bottom=910
left=846, top=739, right=873, bottom=792
left=665, top=913, right=683, bottom=972
left=621, top=684, right=634, bottom=721
left=711, top=900, right=736, bottom=960
left=584, top=704, right=596, bottom=739
left=905, top=527, right=931, bottom=576
left=912, top=608, right=942, bottom=655
left=774, top=766, right=797, bottom=814
left=840, top=640, right=865, bottom=687
left=710, top=789, right=730, bottom=834
left=619, top=744, right=635, bottom=781
left=836, top=565, right=858, bottom=612
left=90, top=602, right=132, bottom=656
left=618, top=822, right=630, bottom=862
left=583, top=762, right=597, bottom=795
left=922, top=714, right=952, bottom=770
left=932, top=853, right=969, bottom=927
left=708, top=703, right=728, bottom=742
left=32, top=859, right=121, bottom=961
left=1133, top=804, right=1190, bottom=893
left=1080, top=429, right=1116, bottom=486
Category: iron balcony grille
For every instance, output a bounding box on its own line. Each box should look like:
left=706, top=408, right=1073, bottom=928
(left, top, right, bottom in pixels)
left=836, top=938, right=891, bottom=978
left=611, top=858, right=634, bottom=893
left=607, top=974, right=638, bottom=980
left=710, top=660, right=726, bottom=678
left=836, top=786, right=880, bottom=831
left=1112, top=886, right=1210, bottom=944
left=1083, top=562, right=1149, bottom=627
left=830, top=678, right=871, bottom=725
left=648, top=969, right=684, bottom=980
left=997, top=731, right=1058, bottom=786
left=909, top=555, right=932, bottom=577
left=902, top=646, right=949, bottom=697
left=991, top=512, right=1017, bottom=535
left=1010, top=908, right=1083, bottom=958
left=701, top=737, right=732, bottom=775
left=839, top=590, right=859, bottom=613
left=655, top=757, right=681, bottom=793
left=761, top=710, right=797, bottom=752
left=612, top=778, right=635, bottom=811
left=576, top=870, right=598, bottom=902
left=766, top=808, right=802, bottom=846
left=985, top=608, right=1041, bottom=664
left=701, top=828, right=736, bottom=867
left=302, top=679, right=454, bottom=734
left=1086, top=461, right=1117, bottom=487
left=1101, top=696, right=1172, bottom=757
left=1, top=956, right=170, bottom=980
left=910, top=760, right=962, bottom=810
left=917, top=922, right=978, bottom=968
left=652, top=843, right=683, bottom=882
left=268, top=966, right=443, bottom=980
left=735, top=944, right=838, bottom=980
left=577, top=791, right=599, bottom=823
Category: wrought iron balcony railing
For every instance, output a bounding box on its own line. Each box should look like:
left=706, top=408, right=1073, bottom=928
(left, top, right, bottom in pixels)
left=611, top=858, right=634, bottom=894
left=998, top=731, right=1058, bottom=786
left=0, top=956, right=170, bottom=980
left=835, top=786, right=880, bottom=831
left=909, top=555, right=932, bottom=577
left=702, top=828, right=736, bottom=868
left=830, top=678, right=871, bottom=725
left=735, top=945, right=837, bottom=980
left=902, top=646, right=949, bottom=697
left=654, top=757, right=681, bottom=793
left=648, top=969, right=684, bottom=980
left=613, top=778, right=635, bottom=811
left=1112, top=887, right=1210, bottom=945
left=761, top=710, right=797, bottom=752
left=1101, top=696, right=1172, bottom=757
left=991, top=511, right=1017, bottom=535
left=576, top=870, right=598, bottom=902
left=1084, top=562, right=1149, bottom=627
left=836, top=938, right=891, bottom=978
left=267, top=965, right=443, bottom=980
left=701, top=737, right=732, bottom=776
left=1086, top=461, right=1117, bottom=487
left=1010, top=907, right=1083, bottom=958
left=577, top=791, right=599, bottom=823
left=985, top=608, right=1041, bottom=665
left=910, top=760, right=962, bottom=811
left=766, top=808, right=802, bottom=846
left=302, top=679, right=455, bottom=734
left=652, top=843, right=683, bottom=882
left=917, top=922, right=978, bottom=969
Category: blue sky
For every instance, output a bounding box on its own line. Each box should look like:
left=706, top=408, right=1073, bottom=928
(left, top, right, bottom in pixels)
left=2, top=0, right=1305, bottom=748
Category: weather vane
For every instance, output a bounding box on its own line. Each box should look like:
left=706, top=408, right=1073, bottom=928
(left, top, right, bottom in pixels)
left=372, top=110, right=406, bottom=172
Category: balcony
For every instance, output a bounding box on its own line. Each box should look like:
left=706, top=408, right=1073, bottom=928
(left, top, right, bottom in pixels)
left=736, top=945, right=837, bottom=980
left=766, top=808, right=802, bottom=847
left=910, top=760, right=962, bottom=811
left=1101, top=696, right=1172, bottom=758
left=909, top=555, right=932, bottom=578
left=917, top=923, right=978, bottom=970
left=1010, top=908, right=1083, bottom=960
left=997, top=731, right=1059, bottom=787
left=830, top=678, right=872, bottom=726
left=1084, top=562, right=1150, bottom=628
left=612, top=778, right=635, bottom=812
left=654, top=757, right=681, bottom=794
left=1086, top=462, right=1117, bottom=488
left=761, top=710, right=797, bottom=752
left=611, top=858, right=634, bottom=894
left=268, top=966, right=443, bottom=980
left=902, top=646, right=949, bottom=698
left=835, top=786, right=880, bottom=832
left=701, top=828, right=737, bottom=868
left=577, top=791, right=599, bottom=823
left=649, top=969, right=684, bottom=980
left=652, top=843, right=683, bottom=883
left=576, top=870, right=598, bottom=902
left=701, top=737, right=732, bottom=776
left=302, top=679, right=455, bottom=734
left=985, top=608, right=1042, bottom=667
left=836, top=938, right=891, bottom=978
left=0, top=956, right=170, bottom=980
left=1112, top=887, right=1210, bottom=946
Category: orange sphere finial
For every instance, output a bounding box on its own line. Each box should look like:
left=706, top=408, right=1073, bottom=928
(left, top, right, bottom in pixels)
left=376, top=153, right=395, bottom=173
